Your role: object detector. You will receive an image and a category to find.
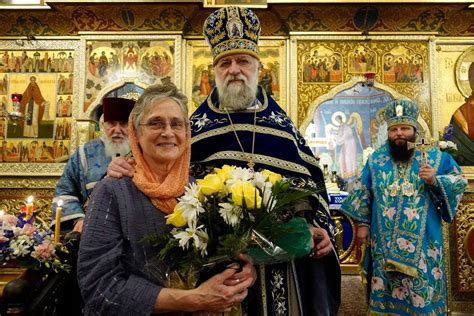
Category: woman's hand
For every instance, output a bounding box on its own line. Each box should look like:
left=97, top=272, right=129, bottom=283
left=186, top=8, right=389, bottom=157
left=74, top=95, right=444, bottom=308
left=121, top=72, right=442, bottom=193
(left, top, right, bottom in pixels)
left=107, top=156, right=135, bottom=178
left=223, top=254, right=257, bottom=287
left=195, top=263, right=255, bottom=313
left=309, top=226, right=333, bottom=259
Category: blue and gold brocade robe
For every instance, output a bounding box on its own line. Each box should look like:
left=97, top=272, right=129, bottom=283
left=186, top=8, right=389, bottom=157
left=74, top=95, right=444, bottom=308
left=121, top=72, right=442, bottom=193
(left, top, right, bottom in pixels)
left=341, top=143, right=467, bottom=316
left=190, top=86, right=341, bottom=316
left=52, top=139, right=111, bottom=225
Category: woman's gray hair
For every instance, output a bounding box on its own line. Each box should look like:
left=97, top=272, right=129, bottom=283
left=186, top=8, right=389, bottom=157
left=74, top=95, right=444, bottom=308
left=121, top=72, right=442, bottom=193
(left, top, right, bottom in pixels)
left=131, top=82, right=189, bottom=133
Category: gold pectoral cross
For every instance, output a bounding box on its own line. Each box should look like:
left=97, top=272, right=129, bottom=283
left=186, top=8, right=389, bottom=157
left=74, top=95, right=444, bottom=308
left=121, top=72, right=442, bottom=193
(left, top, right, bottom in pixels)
left=247, top=159, right=255, bottom=172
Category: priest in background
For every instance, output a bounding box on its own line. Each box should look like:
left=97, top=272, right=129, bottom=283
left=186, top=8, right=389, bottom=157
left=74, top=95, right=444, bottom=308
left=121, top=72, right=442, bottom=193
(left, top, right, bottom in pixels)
left=52, top=97, right=134, bottom=233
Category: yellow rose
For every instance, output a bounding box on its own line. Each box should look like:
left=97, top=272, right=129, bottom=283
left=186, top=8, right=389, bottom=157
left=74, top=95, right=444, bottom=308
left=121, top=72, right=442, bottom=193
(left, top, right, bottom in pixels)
left=197, top=173, right=225, bottom=196
left=261, top=169, right=283, bottom=185
left=231, top=180, right=262, bottom=209
left=214, top=165, right=235, bottom=181
left=166, top=207, right=187, bottom=227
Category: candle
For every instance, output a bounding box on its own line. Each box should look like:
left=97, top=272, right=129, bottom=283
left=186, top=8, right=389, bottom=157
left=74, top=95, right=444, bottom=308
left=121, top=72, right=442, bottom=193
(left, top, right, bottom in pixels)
left=25, top=196, right=34, bottom=220
left=54, top=200, right=63, bottom=244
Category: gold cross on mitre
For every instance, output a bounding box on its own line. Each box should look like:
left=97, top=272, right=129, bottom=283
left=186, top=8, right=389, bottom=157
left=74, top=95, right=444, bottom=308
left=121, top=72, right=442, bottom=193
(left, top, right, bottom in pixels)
left=407, top=134, right=436, bottom=166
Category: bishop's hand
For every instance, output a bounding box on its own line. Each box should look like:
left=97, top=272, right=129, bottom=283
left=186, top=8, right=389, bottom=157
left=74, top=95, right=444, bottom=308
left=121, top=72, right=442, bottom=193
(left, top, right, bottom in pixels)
left=419, top=164, right=436, bottom=185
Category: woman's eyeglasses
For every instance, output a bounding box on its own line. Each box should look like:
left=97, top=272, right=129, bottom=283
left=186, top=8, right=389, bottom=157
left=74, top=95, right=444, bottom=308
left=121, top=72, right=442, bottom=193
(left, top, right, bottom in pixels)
left=139, top=119, right=187, bottom=131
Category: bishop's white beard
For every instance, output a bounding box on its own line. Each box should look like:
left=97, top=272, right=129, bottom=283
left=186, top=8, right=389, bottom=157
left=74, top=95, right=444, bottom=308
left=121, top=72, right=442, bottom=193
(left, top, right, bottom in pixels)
left=216, top=71, right=258, bottom=111
left=102, top=136, right=131, bottom=158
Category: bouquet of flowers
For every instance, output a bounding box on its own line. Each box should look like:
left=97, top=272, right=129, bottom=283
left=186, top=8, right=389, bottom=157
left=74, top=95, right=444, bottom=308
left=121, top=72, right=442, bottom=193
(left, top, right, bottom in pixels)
left=151, top=165, right=315, bottom=284
left=0, top=207, right=71, bottom=273
left=438, top=124, right=458, bottom=156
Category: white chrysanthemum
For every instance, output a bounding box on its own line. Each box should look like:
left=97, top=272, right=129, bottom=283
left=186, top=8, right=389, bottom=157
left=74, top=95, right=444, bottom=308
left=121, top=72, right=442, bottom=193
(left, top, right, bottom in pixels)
left=195, top=229, right=209, bottom=257
left=261, top=182, right=276, bottom=211
left=172, top=222, right=206, bottom=251
left=227, top=167, right=254, bottom=185
left=177, top=183, right=206, bottom=225
left=218, top=203, right=243, bottom=227
left=253, top=172, right=268, bottom=190
left=184, top=182, right=201, bottom=200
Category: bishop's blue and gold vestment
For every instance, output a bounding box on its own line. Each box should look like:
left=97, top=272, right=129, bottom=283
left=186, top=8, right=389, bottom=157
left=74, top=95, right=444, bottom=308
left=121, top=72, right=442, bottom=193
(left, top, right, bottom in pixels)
left=340, top=143, right=466, bottom=316
left=191, top=86, right=341, bottom=316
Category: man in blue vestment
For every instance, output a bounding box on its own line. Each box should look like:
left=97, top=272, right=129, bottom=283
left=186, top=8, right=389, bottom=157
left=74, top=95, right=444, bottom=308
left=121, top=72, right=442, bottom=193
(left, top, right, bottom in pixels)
left=52, top=97, right=135, bottom=233
left=108, top=7, right=340, bottom=316
left=340, top=99, right=467, bottom=315
left=191, top=7, right=340, bottom=316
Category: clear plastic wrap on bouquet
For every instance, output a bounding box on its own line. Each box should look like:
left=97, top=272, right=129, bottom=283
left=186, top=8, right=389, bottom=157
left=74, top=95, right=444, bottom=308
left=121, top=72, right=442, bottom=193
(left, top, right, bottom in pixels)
left=246, top=217, right=312, bottom=265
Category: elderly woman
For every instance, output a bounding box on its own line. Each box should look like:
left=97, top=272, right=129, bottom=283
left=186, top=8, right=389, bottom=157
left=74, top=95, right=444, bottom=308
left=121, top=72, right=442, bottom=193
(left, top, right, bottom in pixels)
left=77, top=83, right=256, bottom=315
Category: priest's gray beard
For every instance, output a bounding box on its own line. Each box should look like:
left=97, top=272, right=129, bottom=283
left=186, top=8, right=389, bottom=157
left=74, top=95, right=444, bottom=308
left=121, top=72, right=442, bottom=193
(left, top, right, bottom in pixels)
left=216, top=72, right=258, bottom=111
left=102, top=136, right=131, bottom=158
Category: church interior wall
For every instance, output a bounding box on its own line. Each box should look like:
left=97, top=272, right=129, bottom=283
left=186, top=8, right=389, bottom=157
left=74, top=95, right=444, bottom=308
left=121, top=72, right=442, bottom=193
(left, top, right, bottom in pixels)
left=0, top=2, right=473, bottom=313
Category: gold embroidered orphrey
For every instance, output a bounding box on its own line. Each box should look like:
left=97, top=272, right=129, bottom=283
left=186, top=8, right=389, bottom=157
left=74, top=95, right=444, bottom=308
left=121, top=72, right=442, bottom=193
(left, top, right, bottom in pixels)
left=225, top=107, right=257, bottom=171
left=389, top=160, right=415, bottom=197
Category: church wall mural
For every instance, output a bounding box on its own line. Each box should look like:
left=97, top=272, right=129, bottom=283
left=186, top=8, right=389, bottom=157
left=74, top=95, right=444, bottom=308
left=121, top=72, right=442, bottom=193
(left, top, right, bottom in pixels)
left=305, top=86, right=394, bottom=179
left=0, top=40, right=81, bottom=169
left=294, top=39, right=430, bottom=181
left=435, top=43, right=474, bottom=170
left=84, top=36, right=180, bottom=114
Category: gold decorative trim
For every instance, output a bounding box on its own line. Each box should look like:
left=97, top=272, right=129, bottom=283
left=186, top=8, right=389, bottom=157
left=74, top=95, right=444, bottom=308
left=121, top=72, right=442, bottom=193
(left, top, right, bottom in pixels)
left=289, top=35, right=434, bottom=41
left=453, top=197, right=474, bottom=293
left=0, top=164, right=65, bottom=177
left=331, top=210, right=358, bottom=264
left=76, top=120, right=96, bottom=147
left=0, top=39, right=81, bottom=51
left=289, top=32, right=439, bottom=36
left=0, top=36, right=80, bottom=40
left=0, top=188, right=54, bottom=198
left=78, top=31, right=183, bottom=35
left=0, top=177, right=59, bottom=189
left=466, top=226, right=474, bottom=265
left=447, top=192, right=474, bottom=312
left=428, top=38, right=440, bottom=137
left=340, top=264, right=360, bottom=275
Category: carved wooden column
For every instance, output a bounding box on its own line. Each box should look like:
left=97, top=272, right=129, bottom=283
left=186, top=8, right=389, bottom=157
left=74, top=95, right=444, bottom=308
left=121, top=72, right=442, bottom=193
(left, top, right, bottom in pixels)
left=447, top=188, right=474, bottom=314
